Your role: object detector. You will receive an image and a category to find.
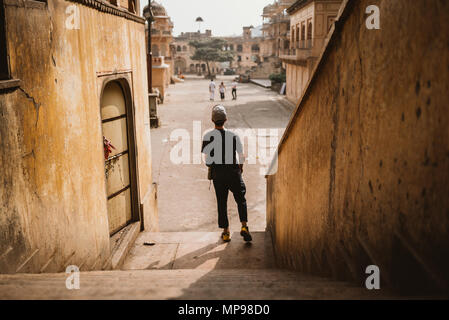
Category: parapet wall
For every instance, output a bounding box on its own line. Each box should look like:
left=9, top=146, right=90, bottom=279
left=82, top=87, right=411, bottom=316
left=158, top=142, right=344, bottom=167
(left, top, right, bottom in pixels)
left=267, top=0, right=449, bottom=292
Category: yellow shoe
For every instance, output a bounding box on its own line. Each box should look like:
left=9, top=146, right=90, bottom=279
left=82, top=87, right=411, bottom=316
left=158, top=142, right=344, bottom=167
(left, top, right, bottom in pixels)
left=240, top=226, right=252, bottom=242
left=221, top=232, right=231, bottom=242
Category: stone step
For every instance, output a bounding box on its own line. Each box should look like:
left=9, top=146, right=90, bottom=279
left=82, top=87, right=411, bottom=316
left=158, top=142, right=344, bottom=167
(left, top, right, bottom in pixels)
left=0, top=232, right=402, bottom=299
left=0, top=269, right=391, bottom=300
left=122, top=232, right=276, bottom=271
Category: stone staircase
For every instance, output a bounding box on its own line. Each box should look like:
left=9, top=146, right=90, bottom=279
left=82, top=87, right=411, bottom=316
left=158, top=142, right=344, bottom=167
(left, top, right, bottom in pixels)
left=0, top=232, right=392, bottom=299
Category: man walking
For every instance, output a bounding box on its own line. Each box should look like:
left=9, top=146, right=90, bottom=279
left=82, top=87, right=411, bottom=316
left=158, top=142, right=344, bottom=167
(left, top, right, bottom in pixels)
left=202, top=105, right=252, bottom=243
left=219, top=82, right=226, bottom=101
left=209, top=79, right=216, bottom=101
left=231, top=80, right=238, bottom=100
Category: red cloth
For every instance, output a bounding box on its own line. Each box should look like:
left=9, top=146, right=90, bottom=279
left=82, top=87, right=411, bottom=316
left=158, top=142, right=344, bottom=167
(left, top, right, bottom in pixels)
left=103, top=136, right=116, bottom=160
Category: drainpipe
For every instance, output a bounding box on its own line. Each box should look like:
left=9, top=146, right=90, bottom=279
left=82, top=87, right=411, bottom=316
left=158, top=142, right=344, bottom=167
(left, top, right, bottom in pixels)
left=143, top=2, right=154, bottom=93
left=143, top=3, right=160, bottom=128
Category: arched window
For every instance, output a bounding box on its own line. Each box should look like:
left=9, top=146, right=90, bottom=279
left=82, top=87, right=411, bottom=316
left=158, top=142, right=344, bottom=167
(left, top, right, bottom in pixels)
left=177, top=45, right=181, bottom=52
left=237, top=44, right=243, bottom=52
left=307, top=21, right=313, bottom=40
left=300, top=23, right=306, bottom=48
left=128, top=0, right=136, bottom=13
left=251, top=44, right=260, bottom=52
left=307, top=20, right=313, bottom=48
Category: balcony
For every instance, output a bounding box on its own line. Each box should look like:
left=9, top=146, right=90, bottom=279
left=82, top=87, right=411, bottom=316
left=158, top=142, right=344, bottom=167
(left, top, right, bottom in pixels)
left=151, top=29, right=172, bottom=37
left=279, top=40, right=316, bottom=63
left=297, top=39, right=313, bottom=49
left=271, top=14, right=290, bottom=24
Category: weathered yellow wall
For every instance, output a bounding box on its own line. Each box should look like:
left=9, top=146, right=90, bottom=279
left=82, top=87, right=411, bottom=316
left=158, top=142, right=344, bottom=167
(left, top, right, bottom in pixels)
left=152, top=66, right=167, bottom=98
left=0, top=0, right=155, bottom=273
left=286, top=63, right=311, bottom=103
left=267, top=0, right=449, bottom=291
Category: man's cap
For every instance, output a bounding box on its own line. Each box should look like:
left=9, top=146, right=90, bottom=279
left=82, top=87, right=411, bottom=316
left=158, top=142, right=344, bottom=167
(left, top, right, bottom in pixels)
left=212, top=105, right=227, bottom=122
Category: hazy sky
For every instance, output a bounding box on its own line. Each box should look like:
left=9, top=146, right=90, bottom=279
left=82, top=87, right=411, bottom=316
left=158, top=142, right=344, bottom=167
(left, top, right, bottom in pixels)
left=139, top=0, right=272, bottom=37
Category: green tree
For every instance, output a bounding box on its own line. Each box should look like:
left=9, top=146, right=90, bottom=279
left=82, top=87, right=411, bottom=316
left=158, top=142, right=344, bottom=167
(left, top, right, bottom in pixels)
left=189, top=39, right=234, bottom=78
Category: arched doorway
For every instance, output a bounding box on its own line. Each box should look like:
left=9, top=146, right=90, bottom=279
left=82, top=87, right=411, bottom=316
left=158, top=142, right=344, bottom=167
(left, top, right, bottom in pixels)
left=100, top=80, right=139, bottom=235
left=175, top=58, right=186, bottom=74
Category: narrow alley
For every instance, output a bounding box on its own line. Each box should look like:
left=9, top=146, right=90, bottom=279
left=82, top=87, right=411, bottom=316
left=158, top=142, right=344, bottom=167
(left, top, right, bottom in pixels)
left=1, top=0, right=448, bottom=306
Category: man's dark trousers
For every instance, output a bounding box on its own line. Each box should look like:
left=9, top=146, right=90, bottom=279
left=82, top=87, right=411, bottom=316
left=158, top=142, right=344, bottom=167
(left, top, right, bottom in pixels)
left=232, top=89, right=237, bottom=99
left=212, top=169, right=247, bottom=228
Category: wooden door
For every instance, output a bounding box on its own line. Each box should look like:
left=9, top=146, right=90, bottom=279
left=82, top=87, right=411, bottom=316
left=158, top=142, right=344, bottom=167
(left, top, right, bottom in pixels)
left=101, top=81, right=134, bottom=235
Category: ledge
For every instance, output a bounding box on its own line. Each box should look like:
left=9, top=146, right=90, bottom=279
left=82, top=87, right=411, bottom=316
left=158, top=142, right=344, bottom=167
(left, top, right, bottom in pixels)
left=0, top=79, right=21, bottom=91
left=4, top=0, right=47, bottom=9
left=109, top=222, right=141, bottom=270
left=68, top=0, right=145, bottom=24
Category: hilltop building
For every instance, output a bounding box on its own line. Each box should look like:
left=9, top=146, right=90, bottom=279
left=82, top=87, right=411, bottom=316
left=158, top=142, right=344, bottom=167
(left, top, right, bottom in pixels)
left=145, top=1, right=175, bottom=101
left=280, top=0, right=342, bottom=103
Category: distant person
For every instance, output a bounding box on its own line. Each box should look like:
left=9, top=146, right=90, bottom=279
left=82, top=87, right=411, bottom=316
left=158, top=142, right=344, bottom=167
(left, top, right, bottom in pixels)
left=219, top=82, right=226, bottom=101
left=209, top=79, right=216, bottom=101
left=202, top=105, right=252, bottom=243
left=231, top=80, right=238, bottom=100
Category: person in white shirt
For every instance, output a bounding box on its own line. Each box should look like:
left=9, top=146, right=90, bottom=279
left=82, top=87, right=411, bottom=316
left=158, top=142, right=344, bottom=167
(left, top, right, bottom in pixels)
left=209, top=79, right=216, bottom=101
left=231, top=81, right=238, bottom=100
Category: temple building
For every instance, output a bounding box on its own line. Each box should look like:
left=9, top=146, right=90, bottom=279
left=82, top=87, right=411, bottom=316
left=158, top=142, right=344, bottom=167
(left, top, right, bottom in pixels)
left=253, top=0, right=296, bottom=78
left=280, top=0, right=343, bottom=103
left=173, top=29, right=223, bottom=75
left=145, top=1, right=175, bottom=101
left=173, top=27, right=265, bottom=77
left=222, top=26, right=262, bottom=76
